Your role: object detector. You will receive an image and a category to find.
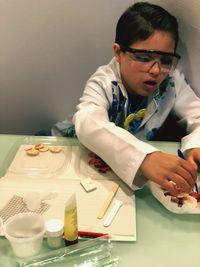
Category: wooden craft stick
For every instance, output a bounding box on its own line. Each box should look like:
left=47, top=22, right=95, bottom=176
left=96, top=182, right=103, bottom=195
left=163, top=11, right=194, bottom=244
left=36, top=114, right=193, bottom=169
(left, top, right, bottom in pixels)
left=97, top=184, right=119, bottom=219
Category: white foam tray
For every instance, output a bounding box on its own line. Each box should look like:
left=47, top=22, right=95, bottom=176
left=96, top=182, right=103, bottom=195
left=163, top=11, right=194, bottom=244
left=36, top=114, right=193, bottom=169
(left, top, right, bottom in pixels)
left=149, top=180, right=200, bottom=214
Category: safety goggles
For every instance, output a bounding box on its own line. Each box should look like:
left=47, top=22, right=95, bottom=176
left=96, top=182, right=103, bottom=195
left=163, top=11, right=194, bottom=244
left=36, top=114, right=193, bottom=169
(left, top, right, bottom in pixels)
left=120, top=45, right=181, bottom=74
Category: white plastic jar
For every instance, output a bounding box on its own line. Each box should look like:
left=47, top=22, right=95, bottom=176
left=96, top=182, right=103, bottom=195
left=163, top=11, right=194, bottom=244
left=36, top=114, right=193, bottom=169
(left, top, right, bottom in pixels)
left=45, top=219, right=64, bottom=249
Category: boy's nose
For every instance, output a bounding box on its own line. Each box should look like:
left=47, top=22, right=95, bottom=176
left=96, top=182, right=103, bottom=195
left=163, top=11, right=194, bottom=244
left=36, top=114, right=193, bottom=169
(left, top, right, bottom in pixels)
left=148, top=60, right=161, bottom=75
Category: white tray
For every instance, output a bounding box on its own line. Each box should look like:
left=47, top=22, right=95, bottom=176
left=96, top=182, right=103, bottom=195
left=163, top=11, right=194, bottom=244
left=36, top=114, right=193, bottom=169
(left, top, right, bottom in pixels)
left=6, top=137, right=71, bottom=178
left=76, top=146, right=119, bottom=180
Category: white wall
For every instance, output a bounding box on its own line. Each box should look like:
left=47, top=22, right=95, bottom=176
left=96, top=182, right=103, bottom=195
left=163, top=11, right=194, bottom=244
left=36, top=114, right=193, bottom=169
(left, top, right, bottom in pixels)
left=0, top=0, right=133, bottom=134
left=1, top=0, right=200, bottom=134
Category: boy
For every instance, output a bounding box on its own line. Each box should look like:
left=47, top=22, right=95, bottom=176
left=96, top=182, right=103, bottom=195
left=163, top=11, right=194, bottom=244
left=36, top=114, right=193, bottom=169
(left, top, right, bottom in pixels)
left=73, top=2, right=200, bottom=196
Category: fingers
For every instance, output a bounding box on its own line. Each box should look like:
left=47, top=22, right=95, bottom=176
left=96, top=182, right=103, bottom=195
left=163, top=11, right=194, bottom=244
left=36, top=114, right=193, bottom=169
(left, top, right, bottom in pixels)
left=185, top=148, right=200, bottom=171
left=162, top=180, right=184, bottom=196
left=186, top=155, right=198, bottom=171
left=169, top=174, right=196, bottom=196
left=140, top=151, right=198, bottom=196
left=174, top=162, right=196, bottom=188
left=179, top=159, right=197, bottom=182
left=165, top=158, right=197, bottom=193
left=161, top=171, right=197, bottom=196
left=162, top=180, right=180, bottom=196
left=170, top=174, right=193, bottom=194
left=156, top=159, right=197, bottom=196
left=162, top=178, right=191, bottom=196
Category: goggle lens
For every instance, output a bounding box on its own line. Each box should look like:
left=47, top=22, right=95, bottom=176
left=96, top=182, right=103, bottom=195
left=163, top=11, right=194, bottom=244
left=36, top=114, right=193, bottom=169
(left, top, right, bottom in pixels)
left=121, top=46, right=180, bottom=74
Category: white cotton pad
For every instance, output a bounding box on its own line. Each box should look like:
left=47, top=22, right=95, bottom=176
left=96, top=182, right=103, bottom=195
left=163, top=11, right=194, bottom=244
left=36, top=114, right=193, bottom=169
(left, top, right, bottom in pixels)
left=23, top=192, right=42, bottom=211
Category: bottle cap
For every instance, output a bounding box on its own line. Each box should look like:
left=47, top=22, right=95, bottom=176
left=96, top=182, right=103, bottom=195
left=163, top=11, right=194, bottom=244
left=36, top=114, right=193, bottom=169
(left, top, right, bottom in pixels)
left=45, top=219, right=64, bottom=237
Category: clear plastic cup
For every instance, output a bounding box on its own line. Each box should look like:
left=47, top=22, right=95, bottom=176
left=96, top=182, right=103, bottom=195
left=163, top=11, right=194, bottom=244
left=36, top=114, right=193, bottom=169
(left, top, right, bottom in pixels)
left=4, top=213, right=45, bottom=258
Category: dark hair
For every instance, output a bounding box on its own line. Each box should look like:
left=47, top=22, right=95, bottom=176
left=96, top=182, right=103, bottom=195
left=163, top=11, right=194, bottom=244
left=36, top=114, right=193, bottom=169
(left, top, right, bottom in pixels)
left=115, top=2, right=179, bottom=49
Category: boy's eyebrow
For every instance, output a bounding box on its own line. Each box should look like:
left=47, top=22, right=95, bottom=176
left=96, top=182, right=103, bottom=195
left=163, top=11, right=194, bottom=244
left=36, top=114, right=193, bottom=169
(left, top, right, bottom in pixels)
left=120, top=45, right=181, bottom=59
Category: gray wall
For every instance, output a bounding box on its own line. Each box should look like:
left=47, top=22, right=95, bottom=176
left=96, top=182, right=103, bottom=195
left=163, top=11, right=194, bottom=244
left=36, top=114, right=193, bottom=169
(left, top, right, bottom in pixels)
left=1, top=0, right=200, bottom=134
left=136, top=0, right=200, bottom=96
left=0, top=0, right=133, bottom=134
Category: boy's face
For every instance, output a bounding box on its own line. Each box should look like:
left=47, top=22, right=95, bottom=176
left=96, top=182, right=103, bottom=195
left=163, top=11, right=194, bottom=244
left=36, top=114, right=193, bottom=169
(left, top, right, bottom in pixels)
left=113, top=31, right=176, bottom=96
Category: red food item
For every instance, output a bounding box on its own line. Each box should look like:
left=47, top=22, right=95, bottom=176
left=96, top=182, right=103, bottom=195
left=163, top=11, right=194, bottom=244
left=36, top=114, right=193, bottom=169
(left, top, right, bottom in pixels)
left=99, top=167, right=111, bottom=173
left=34, top=143, right=45, bottom=150
left=88, top=152, right=111, bottom=173
left=88, top=158, right=96, bottom=165
left=164, top=190, right=186, bottom=207
left=190, top=192, right=200, bottom=201
left=94, top=161, right=104, bottom=168
left=24, top=147, right=33, bottom=151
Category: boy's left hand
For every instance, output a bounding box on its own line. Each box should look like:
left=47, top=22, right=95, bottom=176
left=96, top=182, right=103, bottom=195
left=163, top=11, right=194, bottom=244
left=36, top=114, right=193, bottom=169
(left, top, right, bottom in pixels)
left=186, top=148, right=200, bottom=169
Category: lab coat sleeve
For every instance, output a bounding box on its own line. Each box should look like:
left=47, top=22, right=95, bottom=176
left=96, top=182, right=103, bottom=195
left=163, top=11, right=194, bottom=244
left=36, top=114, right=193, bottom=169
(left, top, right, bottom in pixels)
left=172, top=70, right=200, bottom=152
left=73, top=81, right=158, bottom=190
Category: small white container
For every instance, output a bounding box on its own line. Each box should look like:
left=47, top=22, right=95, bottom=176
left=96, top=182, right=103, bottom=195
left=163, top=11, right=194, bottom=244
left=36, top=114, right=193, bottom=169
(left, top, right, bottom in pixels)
left=45, top=219, right=64, bottom=249
left=4, top=213, right=45, bottom=258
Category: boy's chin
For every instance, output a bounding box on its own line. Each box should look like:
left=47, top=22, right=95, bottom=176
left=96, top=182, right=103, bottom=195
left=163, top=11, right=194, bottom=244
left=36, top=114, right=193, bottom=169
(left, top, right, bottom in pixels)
left=128, top=89, right=155, bottom=97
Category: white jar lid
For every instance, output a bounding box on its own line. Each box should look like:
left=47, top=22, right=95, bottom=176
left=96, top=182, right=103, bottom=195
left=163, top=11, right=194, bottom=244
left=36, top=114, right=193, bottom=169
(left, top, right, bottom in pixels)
left=45, top=219, right=64, bottom=237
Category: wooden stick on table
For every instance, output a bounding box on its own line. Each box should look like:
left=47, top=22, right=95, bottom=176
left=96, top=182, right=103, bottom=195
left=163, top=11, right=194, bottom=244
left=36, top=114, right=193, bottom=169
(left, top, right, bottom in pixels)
left=97, top=184, right=119, bottom=219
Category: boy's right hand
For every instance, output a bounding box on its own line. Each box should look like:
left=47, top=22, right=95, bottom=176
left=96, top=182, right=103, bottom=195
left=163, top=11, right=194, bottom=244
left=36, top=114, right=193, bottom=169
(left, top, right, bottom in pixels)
left=139, top=151, right=197, bottom=196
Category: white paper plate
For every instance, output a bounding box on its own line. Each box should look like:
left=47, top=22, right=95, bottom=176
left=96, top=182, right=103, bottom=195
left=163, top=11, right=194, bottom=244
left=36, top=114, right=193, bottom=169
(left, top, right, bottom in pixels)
left=149, top=181, right=200, bottom=214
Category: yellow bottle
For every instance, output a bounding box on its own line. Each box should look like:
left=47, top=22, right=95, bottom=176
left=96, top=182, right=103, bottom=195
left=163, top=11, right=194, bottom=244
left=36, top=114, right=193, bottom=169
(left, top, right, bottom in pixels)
left=64, top=193, right=78, bottom=246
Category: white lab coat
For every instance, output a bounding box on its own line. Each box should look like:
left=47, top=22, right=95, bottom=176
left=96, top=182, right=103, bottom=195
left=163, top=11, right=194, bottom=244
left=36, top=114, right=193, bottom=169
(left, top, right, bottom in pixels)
left=73, top=57, right=200, bottom=190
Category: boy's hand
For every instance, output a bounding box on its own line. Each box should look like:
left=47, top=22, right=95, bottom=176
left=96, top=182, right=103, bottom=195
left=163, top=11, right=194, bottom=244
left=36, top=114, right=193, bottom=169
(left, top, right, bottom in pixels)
left=186, top=148, right=200, bottom=169
left=139, top=151, right=197, bottom=196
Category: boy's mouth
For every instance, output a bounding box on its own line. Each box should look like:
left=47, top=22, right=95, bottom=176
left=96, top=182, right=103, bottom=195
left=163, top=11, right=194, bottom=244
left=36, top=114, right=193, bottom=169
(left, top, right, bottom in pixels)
left=143, top=80, right=157, bottom=90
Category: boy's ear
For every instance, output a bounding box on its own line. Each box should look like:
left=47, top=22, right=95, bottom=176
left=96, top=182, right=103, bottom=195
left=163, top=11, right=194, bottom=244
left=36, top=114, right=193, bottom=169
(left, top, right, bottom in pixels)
left=113, top=43, right=121, bottom=63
